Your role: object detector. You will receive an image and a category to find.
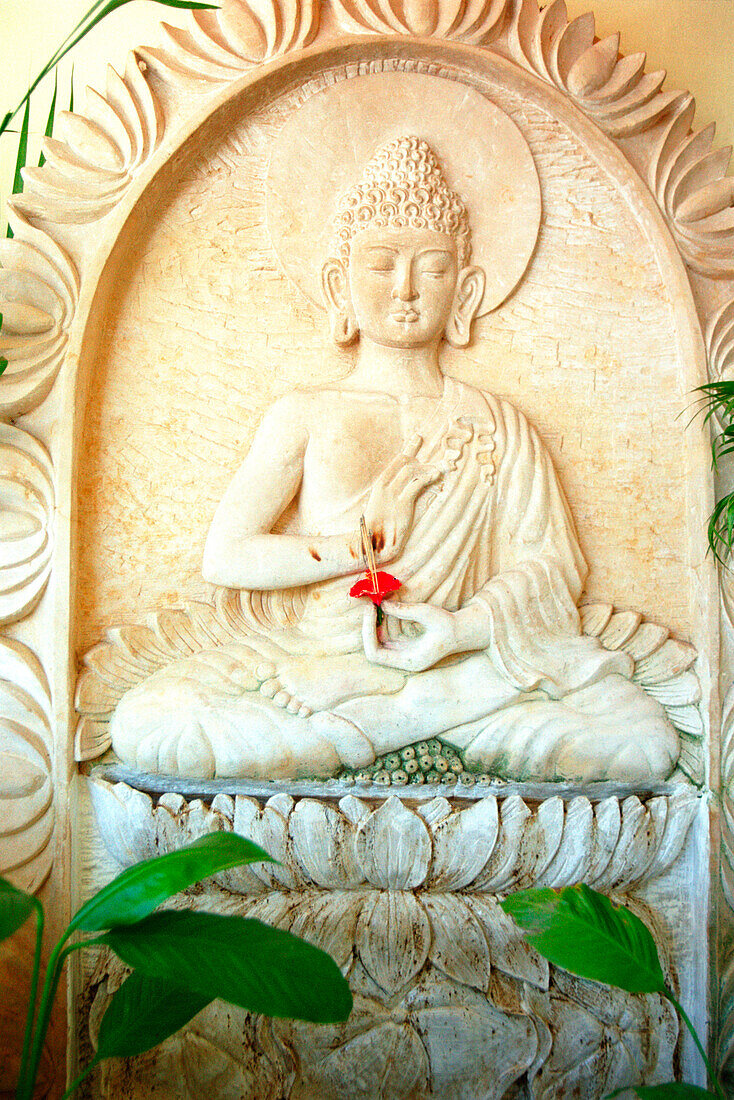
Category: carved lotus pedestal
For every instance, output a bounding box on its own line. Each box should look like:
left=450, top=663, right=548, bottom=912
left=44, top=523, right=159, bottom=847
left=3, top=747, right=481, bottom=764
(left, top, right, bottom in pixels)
left=83, top=777, right=702, bottom=1098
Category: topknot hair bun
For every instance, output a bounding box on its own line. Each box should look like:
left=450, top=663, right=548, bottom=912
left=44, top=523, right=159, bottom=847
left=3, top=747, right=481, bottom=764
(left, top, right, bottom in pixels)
left=332, top=136, right=472, bottom=267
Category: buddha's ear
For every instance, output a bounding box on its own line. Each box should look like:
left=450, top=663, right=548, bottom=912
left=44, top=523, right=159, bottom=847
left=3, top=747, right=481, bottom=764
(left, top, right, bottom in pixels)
left=322, top=258, right=358, bottom=346
left=445, top=266, right=485, bottom=348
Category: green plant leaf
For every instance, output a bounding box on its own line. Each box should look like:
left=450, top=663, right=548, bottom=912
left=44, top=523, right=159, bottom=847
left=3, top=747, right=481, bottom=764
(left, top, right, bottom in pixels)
left=6, top=94, right=30, bottom=238
left=0, top=877, right=36, bottom=943
left=0, top=312, right=7, bottom=376
left=37, top=71, right=58, bottom=168
left=500, top=883, right=667, bottom=994
left=0, top=1, right=219, bottom=141
left=630, top=1086, right=717, bottom=1098
left=707, top=492, right=734, bottom=564
left=69, top=833, right=273, bottom=933
left=100, top=909, right=354, bottom=1023
left=97, top=970, right=210, bottom=1059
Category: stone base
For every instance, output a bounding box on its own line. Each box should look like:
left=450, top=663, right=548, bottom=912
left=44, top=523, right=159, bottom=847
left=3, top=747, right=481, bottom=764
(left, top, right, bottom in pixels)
left=81, top=776, right=706, bottom=1097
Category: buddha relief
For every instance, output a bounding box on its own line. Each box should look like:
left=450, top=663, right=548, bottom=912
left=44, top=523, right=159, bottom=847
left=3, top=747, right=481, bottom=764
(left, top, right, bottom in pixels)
left=108, top=135, right=680, bottom=783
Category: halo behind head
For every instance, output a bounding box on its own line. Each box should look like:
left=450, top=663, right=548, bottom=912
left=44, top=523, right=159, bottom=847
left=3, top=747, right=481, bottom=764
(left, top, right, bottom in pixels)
left=266, top=70, right=541, bottom=316
left=333, top=135, right=472, bottom=269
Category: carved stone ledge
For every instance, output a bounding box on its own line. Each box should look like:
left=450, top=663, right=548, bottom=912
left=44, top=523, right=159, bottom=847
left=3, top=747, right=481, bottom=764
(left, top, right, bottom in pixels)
left=89, top=776, right=699, bottom=894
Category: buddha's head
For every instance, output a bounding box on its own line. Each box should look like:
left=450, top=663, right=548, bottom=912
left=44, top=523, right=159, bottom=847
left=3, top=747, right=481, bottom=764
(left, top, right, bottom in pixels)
left=322, top=136, right=486, bottom=350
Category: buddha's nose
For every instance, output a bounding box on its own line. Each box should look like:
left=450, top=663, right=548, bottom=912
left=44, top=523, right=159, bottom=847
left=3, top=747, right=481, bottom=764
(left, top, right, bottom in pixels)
left=391, top=259, right=418, bottom=301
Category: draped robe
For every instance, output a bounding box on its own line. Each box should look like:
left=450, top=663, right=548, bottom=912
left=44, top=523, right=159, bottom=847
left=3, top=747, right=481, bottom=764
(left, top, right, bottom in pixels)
left=110, top=378, right=680, bottom=782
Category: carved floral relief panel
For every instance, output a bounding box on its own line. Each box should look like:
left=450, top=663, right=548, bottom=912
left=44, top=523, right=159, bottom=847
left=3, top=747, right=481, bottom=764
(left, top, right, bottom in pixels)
left=1, top=0, right=731, bottom=1092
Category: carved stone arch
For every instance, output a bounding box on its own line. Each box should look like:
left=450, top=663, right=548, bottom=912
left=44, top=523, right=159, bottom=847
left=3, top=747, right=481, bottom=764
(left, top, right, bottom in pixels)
left=1, top=0, right=733, bottom=1093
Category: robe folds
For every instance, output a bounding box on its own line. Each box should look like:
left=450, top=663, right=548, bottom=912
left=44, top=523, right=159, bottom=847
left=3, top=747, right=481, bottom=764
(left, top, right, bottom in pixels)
left=110, top=378, right=680, bottom=782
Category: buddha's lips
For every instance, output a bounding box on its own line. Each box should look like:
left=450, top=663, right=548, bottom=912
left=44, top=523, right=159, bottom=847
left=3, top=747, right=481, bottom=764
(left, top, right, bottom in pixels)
left=349, top=572, right=402, bottom=606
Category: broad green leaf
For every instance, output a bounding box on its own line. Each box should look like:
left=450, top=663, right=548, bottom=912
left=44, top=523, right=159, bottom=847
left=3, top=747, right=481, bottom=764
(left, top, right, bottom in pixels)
left=97, top=971, right=210, bottom=1059
left=0, top=312, right=6, bottom=376
left=501, top=883, right=666, bottom=995
left=6, top=95, right=30, bottom=238
left=37, top=71, right=58, bottom=168
left=69, top=833, right=273, bottom=933
left=101, top=909, right=353, bottom=1024
left=0, top=877, right=36, bottom=943
left=631, top=1086, right=717, bottom=1099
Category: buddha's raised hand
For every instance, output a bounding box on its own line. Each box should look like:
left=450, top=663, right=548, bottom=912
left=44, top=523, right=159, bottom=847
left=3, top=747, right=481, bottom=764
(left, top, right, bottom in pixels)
left=363, top=435, right=443, bottom=565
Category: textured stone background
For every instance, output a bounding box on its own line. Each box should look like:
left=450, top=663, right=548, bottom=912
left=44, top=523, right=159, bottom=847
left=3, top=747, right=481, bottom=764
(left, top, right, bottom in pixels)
left=76, top=65, right=689, bottom=652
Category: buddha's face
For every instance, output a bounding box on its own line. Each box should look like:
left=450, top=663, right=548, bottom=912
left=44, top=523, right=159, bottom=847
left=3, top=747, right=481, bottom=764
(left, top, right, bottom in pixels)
left=322, top=223, right=485, bottom=350
left=347, top=226, right=459, bottom=349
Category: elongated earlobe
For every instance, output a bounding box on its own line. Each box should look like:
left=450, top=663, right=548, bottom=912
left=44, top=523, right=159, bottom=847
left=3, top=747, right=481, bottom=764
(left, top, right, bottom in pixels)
left=322, top=258, right=358, bottom=346
left=330, top=312, right=358, bottom=345
left=445, top=266, right=485, bottom=348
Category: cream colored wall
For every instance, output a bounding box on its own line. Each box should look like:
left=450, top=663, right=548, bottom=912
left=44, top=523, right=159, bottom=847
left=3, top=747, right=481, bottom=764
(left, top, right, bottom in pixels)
left=0, top=0, right=732, bottom=221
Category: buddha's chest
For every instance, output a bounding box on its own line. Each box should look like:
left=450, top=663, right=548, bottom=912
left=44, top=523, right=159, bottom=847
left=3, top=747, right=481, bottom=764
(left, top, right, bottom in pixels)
left=298, top=396, right=442, bottom=515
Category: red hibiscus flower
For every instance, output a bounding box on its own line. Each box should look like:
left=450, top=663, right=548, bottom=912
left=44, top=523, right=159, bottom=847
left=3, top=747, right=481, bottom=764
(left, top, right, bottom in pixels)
left=350, top=572, right=401, bottom=625
left=349, top=571, right=402, bottom=605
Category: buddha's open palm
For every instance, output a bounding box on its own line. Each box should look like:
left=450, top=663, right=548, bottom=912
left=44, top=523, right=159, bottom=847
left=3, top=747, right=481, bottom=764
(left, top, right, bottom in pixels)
left=363, top=435, right=442, bottom=566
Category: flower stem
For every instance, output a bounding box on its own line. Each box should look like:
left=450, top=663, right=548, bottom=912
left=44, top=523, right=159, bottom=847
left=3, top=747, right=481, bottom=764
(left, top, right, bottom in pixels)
left=664, top=986, right=726, bottom=1100
left=19, top=939, right=88, bottom=1100
left=16, top=897, right=44, bottom=1097
left=60, top=1056, right=100, bottom=1100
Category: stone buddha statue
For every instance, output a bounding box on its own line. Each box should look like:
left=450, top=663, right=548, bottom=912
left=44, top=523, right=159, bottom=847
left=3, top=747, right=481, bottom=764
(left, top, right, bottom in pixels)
left=110, top=135, right=680, bottom=783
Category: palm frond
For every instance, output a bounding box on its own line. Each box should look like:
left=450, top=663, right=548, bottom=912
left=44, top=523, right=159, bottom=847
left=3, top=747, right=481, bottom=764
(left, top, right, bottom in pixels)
left=0, top=0, right=219, bottom=140
left=6, top=96, right=30, bottom=238
left=0, top=314, right=7, bottom=377
left=37, top=71, right=58, bottom=169
left=708, top=493, right=734, bottom=564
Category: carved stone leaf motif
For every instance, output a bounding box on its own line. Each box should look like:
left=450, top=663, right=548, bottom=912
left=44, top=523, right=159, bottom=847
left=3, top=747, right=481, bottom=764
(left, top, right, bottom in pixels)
left=88, top=780, right=699, bottom=896
left=648, top=95, right=734, bottom=277
left=421, top=892, right=491, bottom=991
left=0, top=222, right=78, bottom=418
left=288, top=797, right=365, bottom=888
left=0, top=638, right=54, bottom=893
left=706, top=296, right=734, bottom=489
left=508, top=0, right=683, bottom=138
left=10, top=55, right=162, bottom=226
left=504, top=0, right=734, bottom=278
left=356, top=890, right=431, bottom=994
left=580, top=603, right=703, bottom=784
left=330, top=0, right=508, bottom=43
left=87, top=779, right=682, bottom=1095
left=74, top=589, right=253, bottom=761
left=0, top=424, right=54, bottom=625
left=355, top=796, right=432, bottom=889
left=526, top=970, right=678, bottom=1099
left=138, top=0, right=320, bottom=87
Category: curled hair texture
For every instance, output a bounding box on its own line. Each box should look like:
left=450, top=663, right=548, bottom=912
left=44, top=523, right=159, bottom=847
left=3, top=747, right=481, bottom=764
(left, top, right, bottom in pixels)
left=333, top=136, right=472, bottom=267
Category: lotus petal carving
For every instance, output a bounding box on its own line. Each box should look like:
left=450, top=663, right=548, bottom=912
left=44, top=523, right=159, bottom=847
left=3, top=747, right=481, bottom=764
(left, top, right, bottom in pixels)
left=0, top=223, right=78, bottom=417
left=138, top=0, right=320, bottom=87
left=10, top=53, right=162, bottom=226
left=87, top=779, right=683, bottom=1094
left=0, top=425, right=54, bottom=625
left=0, top=638, right=54, bottom=893
left=509, top=0, right=683, bottom=138
left=89, top=780, right=699, bottom=894
left=330, top=0, right=508, bottom=43
left=648, top=95, right=734, bottom=277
